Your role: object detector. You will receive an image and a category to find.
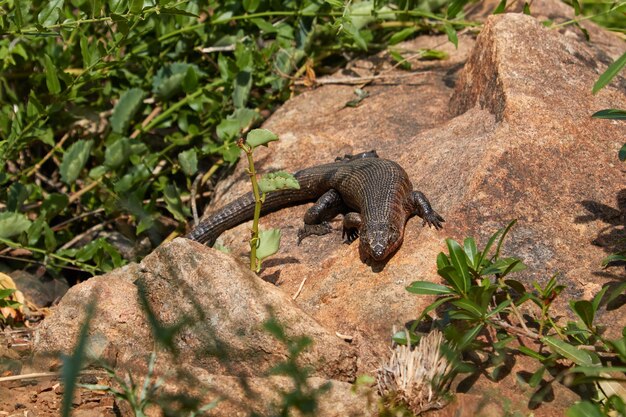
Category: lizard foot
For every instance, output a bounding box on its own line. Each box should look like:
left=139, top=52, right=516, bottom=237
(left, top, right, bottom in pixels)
left=297, top=222, right=333, bottom=245
left=422, top=212, right=445, bottom=230
left=342, top=227, right=359, bottom=244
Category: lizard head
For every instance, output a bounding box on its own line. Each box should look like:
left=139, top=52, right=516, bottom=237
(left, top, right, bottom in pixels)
left=359, top=223, right=403, bottom=262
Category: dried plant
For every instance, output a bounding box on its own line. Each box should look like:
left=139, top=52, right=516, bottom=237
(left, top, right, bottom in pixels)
left=377, top=330, right=455, bottom=415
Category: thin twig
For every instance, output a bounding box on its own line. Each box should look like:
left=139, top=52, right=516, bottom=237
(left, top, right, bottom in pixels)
left=59, top=220, right=114, bottom=251
left=0, top=370, right=106, bottom=383
left=130, top=105, right=162, bottom=139
left=294, top=71, right=434, bottom=86
left=292, top=276, right=308, bottom=300
left=24, top=133, right=70, bottom=178
left=197, top=45, right=236, bottom=53
left=51, top=208, right=106, bottom=231
left=68, top=179, right=102, bottom=204
left=191, top=172, right=203, bottom=225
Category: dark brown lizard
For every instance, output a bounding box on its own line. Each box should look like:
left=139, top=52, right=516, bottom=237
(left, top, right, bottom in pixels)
left=186, top=151, right=444, bottom=262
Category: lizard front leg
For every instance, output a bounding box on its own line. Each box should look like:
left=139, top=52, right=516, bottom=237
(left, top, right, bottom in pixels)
left=408, top=191, right=445, bottom=229
left=342, top=212, right=361, bottom=243
left=297, top=189, right=347, bottom=244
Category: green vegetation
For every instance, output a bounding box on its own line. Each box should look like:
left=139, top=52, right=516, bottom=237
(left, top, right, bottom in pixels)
left=0, top=0, right=623, bottom=276
left=0, top=0, right=477, bottom=276
left=237, top=129, right=299, bottom=272
left=400, top=221, right=626, bottom=416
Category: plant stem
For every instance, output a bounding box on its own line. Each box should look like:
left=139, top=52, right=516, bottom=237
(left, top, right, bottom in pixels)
left=238, top=140, right=262, bottom=272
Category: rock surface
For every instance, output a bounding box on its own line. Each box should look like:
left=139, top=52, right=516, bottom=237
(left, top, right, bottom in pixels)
left=33, top=1, right=625, bottom=415
left=34, top=239, right=357, bottom=382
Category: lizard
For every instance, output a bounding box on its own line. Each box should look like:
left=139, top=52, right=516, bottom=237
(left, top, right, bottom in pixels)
left=185, top=150, right=444, bottom=262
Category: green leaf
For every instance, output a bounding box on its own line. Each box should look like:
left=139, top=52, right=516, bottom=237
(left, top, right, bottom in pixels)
left=619, top=144, right=626, bottom=162
left=451, top=298, right=484, bottom=319
left=111, top=88, right=144, bottom=134
left=0, top=288, right=16, bottom=299
left=591, top=109, right=626, bottom=120
left=593, top=51, right=626, bottom=94
left=0, top=211, right=30, bottom=239
left=463, top=237, right=479, bottom=269
left=522, top=2, right=531, bottom=14
left=129, top=0, right=143, bottom=14
left=233, top=70, right=252, bottom=108
left=419, top=49, right=448, bottom=60
left=517, top=345, right=548, bottom=361
left=487, top=299, right=511, bottom=317
left=104, top=136, right=130, bottom=168
left=342, top=20, right=368, bottom=50
left=446, top=239, right=470, bottom=294
left=256, top=228, right=281, bottom=261
left=494, top=219, right=517, bottom=260
left=163, top=183, right=188, bottom=223
left=566, top=401, right=605, bottom=417
left=392, top=330, right=419, bottom=345
left=38, top=0, right=63, bottom=26
left=493, top=0, right=507, bottom=14
left=528, top=366, right=545, bottom=388
left=41, top=193, right=69, bottom=220
left=251, top=18, right=277, bottom=33
left=43, top=54, right=61, bottom=95
left=389, top=50, right=411, bottom=70
left=182, top=66, right=199, bottom=93
left=443, top=24, right=458, bottom=49
left=436, top=252, right=451, bottom=269
left=178, top=149, right=198, bottom=176
left=406, top=281, right=454, bottom=295
left=258, top=172, right=299, bottom=193
left=504, top=279, right=526, bottom=294
left=458, top=323, right=483, bottom=349
left=602, top=252, right=626, bottom=266
left=570, top=300, right=594, bottom=329
left=243, top=0, right=260, bottom=12
left=7, top=182, right=28, bottom=212
left=159, top=7, right=199, bottom=17
left=60, top=140, right=93, bottom=184
left=447, top=0, right=467, bottom=18
left=412, top=296, right=456, bottom=328
left=246, top=129, right=278, bottom=148
left=437, top=265, right=464, bottom=293
left=482, top=258, right=526, bottom=276
left=388, top=27, right=417, bottom=45
left=80, top=36, right=101, bottom=68
left=542, top=336, right=593, bottom=365
left=26, top=92, right=44, bottom=118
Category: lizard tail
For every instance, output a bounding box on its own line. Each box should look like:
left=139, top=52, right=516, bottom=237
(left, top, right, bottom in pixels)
left=185, top=187, right=318, bottom=245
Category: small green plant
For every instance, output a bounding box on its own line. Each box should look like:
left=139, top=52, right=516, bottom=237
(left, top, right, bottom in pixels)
left=401, top=221, right=626, bottom=415
left=237, top=129, right=300, bottom=272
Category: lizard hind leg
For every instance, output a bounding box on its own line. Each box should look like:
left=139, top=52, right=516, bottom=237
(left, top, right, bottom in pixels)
left=408, top=191, right=445, bottom=230
left=297, top=189, right=347, bottom=244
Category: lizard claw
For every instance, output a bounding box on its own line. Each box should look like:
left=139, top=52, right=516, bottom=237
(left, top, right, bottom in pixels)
left=422, top=212, right=445, bottom=230
left=342, top=227, right=359, bottom=244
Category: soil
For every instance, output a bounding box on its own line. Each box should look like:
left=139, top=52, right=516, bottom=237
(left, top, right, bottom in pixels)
left=0, top=326, right=118, bottom=417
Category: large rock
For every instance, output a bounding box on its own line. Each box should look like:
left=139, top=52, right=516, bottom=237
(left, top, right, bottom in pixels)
left=200, top=9, right=624, bottom=360
left=34, top=239, right=357, bottom=382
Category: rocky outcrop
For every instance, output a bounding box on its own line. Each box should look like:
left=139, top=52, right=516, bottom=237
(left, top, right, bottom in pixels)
left=34, top=2, right=625, bottom=415
left=34, top=239, right=357, bottom=382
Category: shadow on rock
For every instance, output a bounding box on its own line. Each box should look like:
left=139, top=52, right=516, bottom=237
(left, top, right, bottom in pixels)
left=575, top=189, right=626, bottom=256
